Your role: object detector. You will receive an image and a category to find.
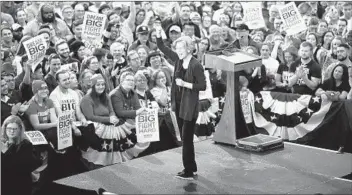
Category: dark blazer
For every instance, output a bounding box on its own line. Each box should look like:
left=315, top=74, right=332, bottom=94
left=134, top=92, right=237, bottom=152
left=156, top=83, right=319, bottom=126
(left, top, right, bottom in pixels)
left=156, top=37, right=206, bottom=121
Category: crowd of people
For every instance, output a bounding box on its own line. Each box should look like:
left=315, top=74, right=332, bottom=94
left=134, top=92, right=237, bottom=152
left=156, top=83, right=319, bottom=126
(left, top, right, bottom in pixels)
left=1, top=1, right=352, bottom=194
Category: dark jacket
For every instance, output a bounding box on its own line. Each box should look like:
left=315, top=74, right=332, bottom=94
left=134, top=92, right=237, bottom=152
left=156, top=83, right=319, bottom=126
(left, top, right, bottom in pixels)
left=109, top=86, right=141, bottom=119
left=156, top=37, right=206, bottom=121
left=1, top=139, right=41, bottom=195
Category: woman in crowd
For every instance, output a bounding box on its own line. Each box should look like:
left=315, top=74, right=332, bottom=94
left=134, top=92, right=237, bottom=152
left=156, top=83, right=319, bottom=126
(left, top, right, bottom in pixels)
left=201, top=15, right=212, bottom=37
left=15, top=8, right=27, bottom=27
left=322, top=36, right=343, bottom=80
left=1, top=115, right=41, bottom=195
left=316, top=64, right=351, bottom=100
left=70, top=40, right=87, bottom=63
left=275, top=46, right=298, bottom=93
left=320, top=31, right=334, bottom=50
left=136, top=45, right=149, bottom=67
left=78, top=69, right=94, bottom=98
left=260, top=43, right=279, bottom=90
left=149, top=69, right=180, bottom=152
left=306, top=32, right=326, bottom=65
left=80, top=74, right=146, bottom=169
left=196, top=37, right=210, bottom=63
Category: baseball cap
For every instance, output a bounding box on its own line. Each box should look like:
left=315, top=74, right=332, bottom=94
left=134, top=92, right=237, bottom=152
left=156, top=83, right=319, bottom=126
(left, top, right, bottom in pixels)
left=137, top=26, right=149, bottom=34
left=190, top=12, right=201, bottom=19
left=169, top=25, right=181, bottom=33
left=12, top=23, right=23, bottom=31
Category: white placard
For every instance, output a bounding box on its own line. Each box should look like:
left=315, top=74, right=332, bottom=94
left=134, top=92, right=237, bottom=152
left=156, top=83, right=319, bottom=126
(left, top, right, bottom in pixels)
left=82, top=12, right=107, bottom=41
left=23, top=34, right=48, bottom=72
left=242, top=2, right=266, bottom=29
left=24, top=131, right=48, bottom=145
left=240, top=90, right=253, bottom=124
left=57, top=112, right=73, bottom=150
left=278, top=2, right=307, bottom=36
left=136, top=109, right=159, bottom=143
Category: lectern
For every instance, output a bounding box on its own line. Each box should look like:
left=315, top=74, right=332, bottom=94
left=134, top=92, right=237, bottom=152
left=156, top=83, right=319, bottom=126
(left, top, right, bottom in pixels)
left=204, top=49, right=262, bottom=145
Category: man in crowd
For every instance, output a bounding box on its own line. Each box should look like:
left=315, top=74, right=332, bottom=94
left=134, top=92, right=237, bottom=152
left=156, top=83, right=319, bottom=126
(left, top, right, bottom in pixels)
left=45, top=54, right=62, bottom=93
left=325, top=43, right=352, bottom=80
left=129, top=26, right=157, bottom=51
left=23, top=3, right=72, bottom=40
left=288, top=42, right=322, bottom=95
left=55, top=40, right=80, bottom=66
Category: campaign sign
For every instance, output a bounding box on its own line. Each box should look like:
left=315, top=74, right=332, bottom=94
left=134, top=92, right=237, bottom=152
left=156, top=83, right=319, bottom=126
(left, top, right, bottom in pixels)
left=240, top=90, right=253, bottom=124
left=24, top=131, right=48, bottom=145
left=278, top=2, right=307, bottom=35
left=23, top=34, right=48, bottom=72
left=242, top=2, right=266, bottom=29
left=57, top=112, right=73, bottom=150
left=82, top=12, right=107, bottom=41
left=60, top=62, right=79, bottom=73
left=136, top=109, right=159, bottom=143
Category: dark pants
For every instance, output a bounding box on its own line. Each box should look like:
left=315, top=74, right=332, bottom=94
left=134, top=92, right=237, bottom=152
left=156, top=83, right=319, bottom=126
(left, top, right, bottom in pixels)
left=176, top=103, right=197, bottom=173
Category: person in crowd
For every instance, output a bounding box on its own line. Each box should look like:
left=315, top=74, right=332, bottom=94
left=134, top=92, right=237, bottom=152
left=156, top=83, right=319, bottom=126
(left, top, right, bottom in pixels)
left=321, top=36, right=343, bottom=76
left=119, top=50, right=147, bottom=79
left=275, top=46, right=299, bottom=93
left=156, top=27, right=206, bottom=179
left=201, top=15, right=212, bottom=36
left=55, top=40, right=80, bottom=66
left=129, top=26, right=157, bottom=51
left=316, top=64, right=351, bottom=100
left=148, top=70, right=180, bottom=152
left=68, top=19, right=84, bottom=44
left=1, top=115, right=42, bottom=195
left=306, top=32, right=326, bottom=65
left=23, top=3, right=72, bottom=40
left=324, top=43, right=352, bottom=81
left=44, top=54, right=62, bottom=93
left=288, top=42, right=322, bottom=95
left=348, top=67, right=352, bottom=99
left=70, top=40, right=87, bottom=63
left=14, top=8, right=27, bottom=28
left=230, top=24, right=260, bottom=51
left=109, top=41, right=127, bottom=86
left=146, top=51, right=173, bottom=82
left=336, top=18, right=348, bottom=36
left=261, top=43, right=280, bottom=77
left=77, top=69, right=94, bottom=99
left=73, top=3, right=86, bottom=21
left=320, top=31, right=335, bottom=50
left=136, top=45, right=149, bottom=67
left=208, top=25, right=227, bottom=50
left=20, top=61, right=44, bottom=102
left=61, top=5, right=74, bottom=30
left=165, top=24, right=182, bottom=49
left=1, top=26, right=17, bottom=54
left=80, top=73, right=147, bottom=169
left=196, top=37, right=210, bottom=63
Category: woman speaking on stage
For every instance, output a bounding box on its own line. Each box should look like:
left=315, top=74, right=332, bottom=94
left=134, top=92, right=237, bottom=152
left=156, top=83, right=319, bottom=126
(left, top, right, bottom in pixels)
left=155, top=26, right=206, bottom=180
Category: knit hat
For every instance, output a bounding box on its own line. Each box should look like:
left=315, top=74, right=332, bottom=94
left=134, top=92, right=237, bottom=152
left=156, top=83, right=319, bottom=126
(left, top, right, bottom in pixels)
left=70, top=40, right=85, bottom=53
left=61, top=5, right=72, bottom=13
left=91, top=74, right=105, bottom=85
left=32, top=80, right=47, bottom=94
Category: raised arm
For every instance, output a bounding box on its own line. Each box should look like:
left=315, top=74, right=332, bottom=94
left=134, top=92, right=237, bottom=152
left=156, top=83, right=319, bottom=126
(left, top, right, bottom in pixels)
left=125, top=2, right=136, bottom=30
left=155, top=27, right=179, bottom=62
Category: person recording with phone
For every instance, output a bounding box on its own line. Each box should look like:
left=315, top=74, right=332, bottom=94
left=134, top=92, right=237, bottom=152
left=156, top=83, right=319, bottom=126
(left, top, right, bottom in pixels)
left=155, top=25, right=206, bottom=180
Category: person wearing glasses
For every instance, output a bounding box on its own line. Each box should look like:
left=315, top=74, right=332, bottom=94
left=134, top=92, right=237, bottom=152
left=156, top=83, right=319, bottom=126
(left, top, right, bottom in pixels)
left=119, top=50, right=147, bottom=86
left=1, top=115, right=42, bottom=195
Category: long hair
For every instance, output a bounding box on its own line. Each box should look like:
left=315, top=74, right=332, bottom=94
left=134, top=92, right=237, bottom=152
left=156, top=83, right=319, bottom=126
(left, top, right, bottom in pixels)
left=321, top=30, right=335, bottom=50
left=150, top=69, right=171, bottom=89
left=1, top=115, right=26, bottom=146
left=90, top=75, right=109, bottom=106
left=80, top=56, right=98, bottom=75
left=325, top=64, right=350, bottom=91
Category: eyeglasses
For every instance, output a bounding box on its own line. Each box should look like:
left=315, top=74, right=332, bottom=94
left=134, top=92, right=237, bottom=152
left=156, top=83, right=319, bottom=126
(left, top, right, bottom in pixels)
left=6, top=127, right=19, bottom=131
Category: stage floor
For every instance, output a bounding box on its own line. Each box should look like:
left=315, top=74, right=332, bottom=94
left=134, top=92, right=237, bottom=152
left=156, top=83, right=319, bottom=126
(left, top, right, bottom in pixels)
left=56, top=140, right=352, bottom=194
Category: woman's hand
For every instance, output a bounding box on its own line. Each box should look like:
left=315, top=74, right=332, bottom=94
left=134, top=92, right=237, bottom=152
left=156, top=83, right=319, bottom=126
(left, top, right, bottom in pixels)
left=110, top=115, right=119, bottom=125
left=136, top=107, right=147, bottom=115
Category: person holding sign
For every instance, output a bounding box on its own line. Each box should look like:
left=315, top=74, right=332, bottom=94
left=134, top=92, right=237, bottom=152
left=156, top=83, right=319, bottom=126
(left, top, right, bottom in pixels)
left=1, top=115, right=42, bottom=195
left=156, top=26, right=206, bottom=180
left=80, top=74, right=148, bottom=169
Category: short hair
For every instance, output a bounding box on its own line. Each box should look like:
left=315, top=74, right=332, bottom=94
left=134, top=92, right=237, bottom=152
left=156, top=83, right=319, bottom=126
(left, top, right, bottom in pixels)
left=150, top=69, right=171, bottom=88
left=343, top=2, right=352, bottom=7
left=338, top=18, right=348, bottom=25
left=134, top=70, right=147, bottom=82
left=119, top=71, right=134, bottom=84
left=47, top=53, right=61, bottom=64
left=107, top=11, right=119, bottom=20
left=93, top=48, right=107, bottom=61
left=180, top=3, right=190, bottom=10
left=183, top=21, right=196, bottom=29
left=338, top=43, right=350, bottom=50
left=1, top=115, right=26, bottom=145
left=55, top=69, right=69, bottom=82
left=300, top=41, right=314, bottom=51
left=209, top=25, right=221, bottom=34
left=55, top=40, right=68, bottom=52
left=173, top=36, right=195, bottom=52
left=127, top=50, right=139, bottom=61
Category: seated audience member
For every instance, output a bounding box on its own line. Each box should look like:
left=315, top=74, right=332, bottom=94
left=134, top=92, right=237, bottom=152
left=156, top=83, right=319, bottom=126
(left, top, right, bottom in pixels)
left=1, top=115, right=41, bottom=195
left=45, top=54, right=62, bottom=93
left=78, top=69, right=94, bottom=98
left=135, top=71, right=158, bottom=109
left=20, top=62, right=44, bottom=102
left=110, top=71, right=148, bottom=120
left=315, top=64, right=351, bottom=100
left=80, top=74, right=147, bottom=169
left=48, top=70, right=90, bottom=180
left=149, top=70, right=180, bottom=152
